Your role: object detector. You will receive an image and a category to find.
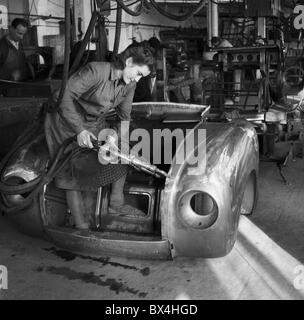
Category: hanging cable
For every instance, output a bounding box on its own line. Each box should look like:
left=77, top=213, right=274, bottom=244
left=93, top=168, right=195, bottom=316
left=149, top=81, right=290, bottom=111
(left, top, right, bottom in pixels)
left=69, top=10, right=99, bottom=76
left=116, top=0, right=143, bottom=16
left=56, top=0, right=71, bottom=108
left=113, top=3, right=123, bottom=54
left=149, top=0, right=208, bottom=21
left=0, top=137, right=84, bottom=214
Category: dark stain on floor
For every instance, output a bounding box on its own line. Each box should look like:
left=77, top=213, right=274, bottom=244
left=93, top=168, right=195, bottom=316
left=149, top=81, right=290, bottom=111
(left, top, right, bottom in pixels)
left=44, top=248, right=76, bottom=261
left=43, top=247, right=150, bottom=276
left=140, top=267, right=150, bottom=276
left=36, top=265, right=147, bottom=297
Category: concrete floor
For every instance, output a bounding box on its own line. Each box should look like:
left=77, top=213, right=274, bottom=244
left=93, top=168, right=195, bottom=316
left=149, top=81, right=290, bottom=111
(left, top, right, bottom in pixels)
left=1, top=145, right=304, bottom=300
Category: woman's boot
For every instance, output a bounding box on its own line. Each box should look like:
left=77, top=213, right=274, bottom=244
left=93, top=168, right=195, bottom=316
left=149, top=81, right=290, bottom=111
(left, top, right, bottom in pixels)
left=66, top=190, right=89, bottom=229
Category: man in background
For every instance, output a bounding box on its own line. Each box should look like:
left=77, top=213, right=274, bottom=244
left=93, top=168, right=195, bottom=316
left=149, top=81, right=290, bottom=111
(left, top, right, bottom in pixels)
left=0, top=18, right=29, bottom=81
left=133, top=37, right=161, bottom=102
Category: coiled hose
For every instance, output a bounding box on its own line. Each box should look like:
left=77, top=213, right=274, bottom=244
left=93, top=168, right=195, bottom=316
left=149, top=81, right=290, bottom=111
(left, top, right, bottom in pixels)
left=0, top=119, right=83, bottom=214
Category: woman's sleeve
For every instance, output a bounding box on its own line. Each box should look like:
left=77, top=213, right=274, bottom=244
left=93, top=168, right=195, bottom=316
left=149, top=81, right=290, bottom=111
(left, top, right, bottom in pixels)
left=115, top=83, right=136, bottom=152
left=58, top=63, right=99, bottom=134
left=115, top=83, right=136, bottom=121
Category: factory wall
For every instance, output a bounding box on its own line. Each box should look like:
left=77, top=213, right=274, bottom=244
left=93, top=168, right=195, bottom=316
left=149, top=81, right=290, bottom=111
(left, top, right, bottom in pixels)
left=0, top=0, right=29, bottom=27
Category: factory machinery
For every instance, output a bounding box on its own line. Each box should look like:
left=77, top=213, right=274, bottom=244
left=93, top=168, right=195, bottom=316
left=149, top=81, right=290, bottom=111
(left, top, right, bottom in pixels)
left=1, top=0, right=304, bottom=160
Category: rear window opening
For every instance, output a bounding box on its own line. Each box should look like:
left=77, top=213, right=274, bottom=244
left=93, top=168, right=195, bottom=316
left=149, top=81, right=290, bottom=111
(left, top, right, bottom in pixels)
left=124, top=192, right=150, bottom=216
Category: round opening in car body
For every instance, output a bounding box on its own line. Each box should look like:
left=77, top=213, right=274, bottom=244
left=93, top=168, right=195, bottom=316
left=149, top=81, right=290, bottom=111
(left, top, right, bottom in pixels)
left=178, top=190, right=218, bottom=229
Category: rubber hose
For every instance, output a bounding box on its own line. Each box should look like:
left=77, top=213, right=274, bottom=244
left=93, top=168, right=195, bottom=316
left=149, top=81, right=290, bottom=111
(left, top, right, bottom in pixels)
left=116, top=0, right=143, bottom=16
left=0, top=142, right=84, bottom=214
left=56, top=0, right=71, bottom=107
left=0, top=120, right=42, bottom=183
left=69, top=11, right=99, bottom=76
left=0, top=137, right=75, bottom=194
left=113, top=3, right=122, bottom=55
left=0, top=136, right=75, bottom=194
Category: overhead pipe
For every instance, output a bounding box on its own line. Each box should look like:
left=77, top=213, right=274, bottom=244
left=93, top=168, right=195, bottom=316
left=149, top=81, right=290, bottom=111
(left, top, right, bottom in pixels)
left=211, top=0, right=219, bottom=38
left=0, top=11, right=65, bottom=20
left=107, top=20, right=178, bottom=29
left=208, top=0, right=219, bottom=46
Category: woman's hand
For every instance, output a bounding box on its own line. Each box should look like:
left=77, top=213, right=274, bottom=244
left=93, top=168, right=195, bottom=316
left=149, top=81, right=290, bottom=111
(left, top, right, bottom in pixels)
left=77, top=130, right=97, bottom=148
left=98, top=135, right=119, bottom=164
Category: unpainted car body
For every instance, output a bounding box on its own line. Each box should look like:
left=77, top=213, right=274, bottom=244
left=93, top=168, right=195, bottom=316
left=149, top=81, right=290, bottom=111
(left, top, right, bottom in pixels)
left=1, top=102, right=259, bottom=259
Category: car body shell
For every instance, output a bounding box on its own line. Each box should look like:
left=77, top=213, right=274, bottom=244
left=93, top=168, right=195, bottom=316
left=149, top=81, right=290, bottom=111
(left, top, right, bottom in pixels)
left=1, top=102, right=259, bottom=259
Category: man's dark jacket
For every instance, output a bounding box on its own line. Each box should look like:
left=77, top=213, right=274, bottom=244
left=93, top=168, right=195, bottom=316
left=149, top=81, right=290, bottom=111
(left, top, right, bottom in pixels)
left=0, top=35, right=28, bottom=81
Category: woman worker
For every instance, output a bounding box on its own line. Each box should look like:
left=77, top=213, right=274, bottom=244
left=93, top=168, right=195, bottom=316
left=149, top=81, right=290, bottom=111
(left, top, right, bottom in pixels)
left=44, top=44, right=154, bottom=229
